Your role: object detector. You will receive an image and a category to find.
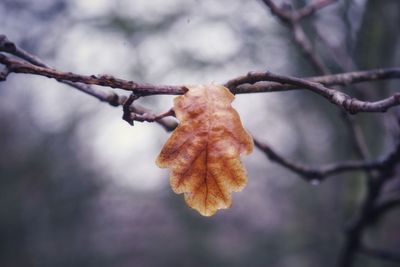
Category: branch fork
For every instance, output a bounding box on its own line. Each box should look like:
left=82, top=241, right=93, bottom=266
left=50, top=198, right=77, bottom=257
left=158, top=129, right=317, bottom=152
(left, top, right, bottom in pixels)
left=122, top=93, right=175, bottom=125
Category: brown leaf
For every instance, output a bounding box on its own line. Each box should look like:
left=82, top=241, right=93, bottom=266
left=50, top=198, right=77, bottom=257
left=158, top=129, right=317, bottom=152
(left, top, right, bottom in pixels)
left=156, top=84, right=253, bottom=216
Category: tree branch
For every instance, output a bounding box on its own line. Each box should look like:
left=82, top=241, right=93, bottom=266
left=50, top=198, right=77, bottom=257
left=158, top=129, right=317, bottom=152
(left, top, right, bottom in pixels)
left=226, top=68, right=400, bottom=92
left=0, top=34, right=179, bottom=130
left=242, top=70, right=400, bottom=113
left=1, top=53, right=400, bottom=113
left=261, top=0, right=333, bottom=74
left=4, top=33, right=398, bottom=172
left=0, top=53, right=186, bottom=95
left=254, top=138, right=397, bottom=181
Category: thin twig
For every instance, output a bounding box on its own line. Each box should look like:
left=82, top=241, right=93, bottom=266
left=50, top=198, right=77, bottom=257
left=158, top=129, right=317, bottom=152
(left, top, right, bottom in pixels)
left=132, top=104, right=178, bottom=132
left=129, top=108, right=175, bottom=123
left=254, top=138, right=395, bottom=181
left=261, top=0, right=332, bottom=74
left=0, top=34, right=124, bottom=106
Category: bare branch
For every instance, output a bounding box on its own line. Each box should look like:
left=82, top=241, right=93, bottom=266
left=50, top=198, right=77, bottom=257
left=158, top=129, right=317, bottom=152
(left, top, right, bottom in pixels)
left=5, top=33, right=397, bottom=168
left=1, top=53, right=400, bottom=113
left=242, top=71, right=400, bottom=113
left=0, top=54, right=186, bottom=95
left=226, top=68, right=400, bottom=92
left=123, top=92, right=175, bottom=126
left=130, top=108, right=175, bottom=123
left=2, top=33, right=400, bottom=114
left=259, top=0, right=376, bottom=165
left=0, top=34, right=49, bottom=68
left=132, top=104, right=178, bottom=132
left=0, top=34, right=179, bottom=131
left=260, top=0, right=331, bottom=74
left=254, top=138, right=386, bottom=181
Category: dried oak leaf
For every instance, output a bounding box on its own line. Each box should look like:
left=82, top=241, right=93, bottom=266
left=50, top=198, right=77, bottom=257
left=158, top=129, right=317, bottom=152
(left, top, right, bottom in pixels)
left=156, top=84, right=253, bottom=216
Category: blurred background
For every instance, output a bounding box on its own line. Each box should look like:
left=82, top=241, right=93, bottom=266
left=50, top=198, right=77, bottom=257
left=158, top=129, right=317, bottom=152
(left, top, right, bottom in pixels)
left=0, top=0, right=399, bottom=266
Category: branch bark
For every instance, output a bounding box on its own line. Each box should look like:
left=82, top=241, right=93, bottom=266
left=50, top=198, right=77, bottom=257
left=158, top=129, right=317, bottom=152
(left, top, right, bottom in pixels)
left=1, top=53, right=400, bottom=113
left=254, top=138, right=398, bottom=181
